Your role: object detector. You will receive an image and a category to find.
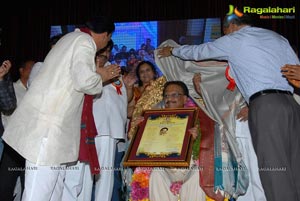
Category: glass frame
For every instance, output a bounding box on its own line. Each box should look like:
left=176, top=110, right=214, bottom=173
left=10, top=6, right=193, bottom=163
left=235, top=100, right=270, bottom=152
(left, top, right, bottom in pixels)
left=123, top=108, right=198, bottom=167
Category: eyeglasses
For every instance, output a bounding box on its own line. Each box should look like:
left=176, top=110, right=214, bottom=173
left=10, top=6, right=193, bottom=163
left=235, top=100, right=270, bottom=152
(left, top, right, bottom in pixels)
left=163, top=93, right=184, bottom=99
left=97, top=55, right=108, bottom=60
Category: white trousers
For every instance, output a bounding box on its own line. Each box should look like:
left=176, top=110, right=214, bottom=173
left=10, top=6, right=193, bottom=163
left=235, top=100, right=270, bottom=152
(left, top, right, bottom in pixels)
left=61, top=136, right=117, bottom=201
left=22, top=138, right=66, bottom=201
left=149, top=167, right=206, bottom=201
left=235, top=120, right=267, bottom=201
left=61, top=161, right=93, bottom=201
left=22, top=161, right=66, bottom=201
left=94, top=135, right=116, bottom=201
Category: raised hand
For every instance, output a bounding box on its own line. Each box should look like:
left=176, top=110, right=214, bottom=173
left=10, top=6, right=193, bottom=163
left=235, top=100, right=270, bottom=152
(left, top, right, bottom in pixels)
left=0, top=60, right=12, bottom=80
left=157, top=46, right=173, bottom=58
left=96, top=64, right=121, bottom=83
left=123, top=72, right=137, bottom=88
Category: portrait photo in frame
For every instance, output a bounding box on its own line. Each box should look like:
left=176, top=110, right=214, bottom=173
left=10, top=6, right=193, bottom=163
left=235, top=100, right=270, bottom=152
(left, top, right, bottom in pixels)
left=123, top=108, right=198, bottom=167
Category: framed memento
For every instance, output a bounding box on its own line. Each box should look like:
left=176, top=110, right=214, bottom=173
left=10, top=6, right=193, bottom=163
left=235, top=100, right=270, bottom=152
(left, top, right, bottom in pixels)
left=123, top=108, right=198, bottom=167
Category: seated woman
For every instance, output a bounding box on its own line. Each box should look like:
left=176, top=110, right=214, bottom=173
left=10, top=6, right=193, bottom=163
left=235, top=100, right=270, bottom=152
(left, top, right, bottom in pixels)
left=127, top=60, right=159, bottom=118
left=127, top=61, right=165, bottom=139
left=123, top=61, right=165, bottom=200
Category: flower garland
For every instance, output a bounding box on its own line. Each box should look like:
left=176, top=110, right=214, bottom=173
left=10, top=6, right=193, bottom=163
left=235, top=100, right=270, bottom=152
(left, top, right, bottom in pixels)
left=129, top=162, right=202, bottom=200
left=129, top=167, right=153, bottom=201
left=170, top=181, right=183, bottom=200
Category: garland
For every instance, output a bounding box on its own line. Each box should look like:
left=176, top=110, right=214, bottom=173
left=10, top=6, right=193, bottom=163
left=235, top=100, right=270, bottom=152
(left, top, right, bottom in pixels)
left=129, top=167, right=152, bottom=201
left=170, top=181, right=183, bottom=200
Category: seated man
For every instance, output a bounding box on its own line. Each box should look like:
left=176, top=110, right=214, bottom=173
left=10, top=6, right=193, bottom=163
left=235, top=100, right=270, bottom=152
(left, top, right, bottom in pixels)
left=130, top=81, right=207, bottom=201
left=150, top=81, right=207, bottom=201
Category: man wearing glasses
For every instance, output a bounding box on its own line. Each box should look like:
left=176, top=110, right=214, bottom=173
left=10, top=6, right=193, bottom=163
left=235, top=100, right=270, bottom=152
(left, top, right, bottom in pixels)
left=132, top=81, right=207, bottom=201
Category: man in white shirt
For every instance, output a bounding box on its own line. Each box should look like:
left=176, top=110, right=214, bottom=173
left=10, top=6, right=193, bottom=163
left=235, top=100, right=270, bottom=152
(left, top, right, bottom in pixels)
left=2, top=16, right=121, bottom=201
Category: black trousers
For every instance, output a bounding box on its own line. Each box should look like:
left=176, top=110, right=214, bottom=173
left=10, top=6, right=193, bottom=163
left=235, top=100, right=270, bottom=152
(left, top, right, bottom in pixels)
left=0, top=142, right=25, bottom=201
left=249, top=93, right=300, bottom=201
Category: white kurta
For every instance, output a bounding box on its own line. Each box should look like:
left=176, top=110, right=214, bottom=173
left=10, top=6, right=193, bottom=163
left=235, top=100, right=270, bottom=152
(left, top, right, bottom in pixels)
left=92, top=77, right=127, bottom=139
left=149, top=165, right=206, bottom=201
left=92, top=77, right=128, bottom=201
left=2, top=29, right=103, bottom=165
left=27, top=62, right=43, bottom=87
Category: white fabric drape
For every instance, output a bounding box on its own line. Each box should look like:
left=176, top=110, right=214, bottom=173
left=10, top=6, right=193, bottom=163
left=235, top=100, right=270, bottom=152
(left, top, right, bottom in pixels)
left=154, top=39, right=249, bottom=198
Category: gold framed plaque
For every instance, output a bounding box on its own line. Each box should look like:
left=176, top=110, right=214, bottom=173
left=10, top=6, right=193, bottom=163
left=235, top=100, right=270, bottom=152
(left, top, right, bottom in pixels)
left=123, top=108, right=198, bottom=167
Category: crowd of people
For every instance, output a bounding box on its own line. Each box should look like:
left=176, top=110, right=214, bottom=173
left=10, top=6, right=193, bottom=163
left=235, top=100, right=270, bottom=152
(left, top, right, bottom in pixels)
left=0, top=11, right=299, bottom=201
left=107, top=38, right=157, bottom=75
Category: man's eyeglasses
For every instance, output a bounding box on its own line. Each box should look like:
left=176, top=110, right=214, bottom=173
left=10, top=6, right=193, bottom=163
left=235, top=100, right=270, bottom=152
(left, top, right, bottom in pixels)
left=163, top=93, right=184, bottom=99
left=97, top=55, right=108, bottom=60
